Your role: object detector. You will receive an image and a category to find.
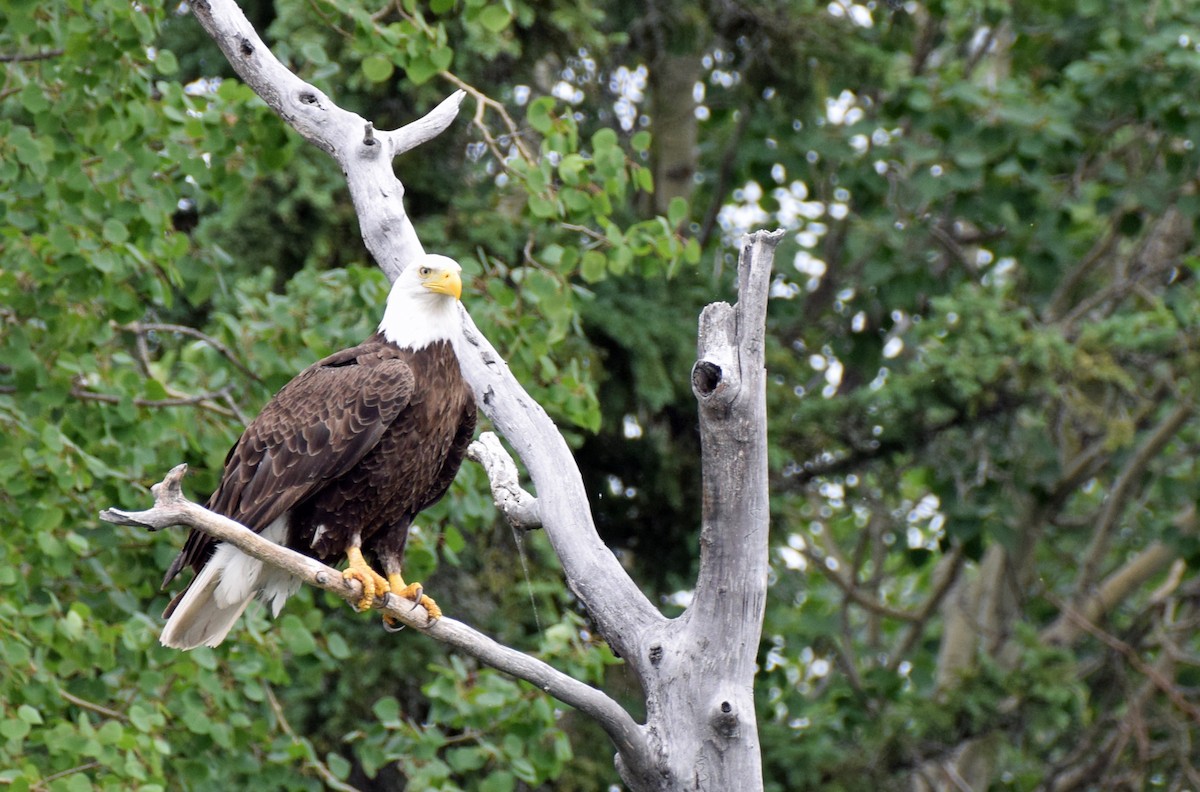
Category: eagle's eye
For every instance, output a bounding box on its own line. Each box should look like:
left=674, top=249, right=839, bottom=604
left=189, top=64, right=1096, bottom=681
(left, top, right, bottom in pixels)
left=418, top=266, right=432, bottom=277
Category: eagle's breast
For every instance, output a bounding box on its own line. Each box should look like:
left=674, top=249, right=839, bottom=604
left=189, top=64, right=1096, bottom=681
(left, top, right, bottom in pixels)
left=293, top=337, right=474, bottom=560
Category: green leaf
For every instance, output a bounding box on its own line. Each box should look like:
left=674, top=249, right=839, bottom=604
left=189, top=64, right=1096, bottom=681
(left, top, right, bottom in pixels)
left=129, top=704, right=155, bottom=732
left=634, top=165, right=654, bottom=192
left=540, top=244, right=564, bottom=267
left=29, top=506, right=64, bottom=532
left=430, top=46, right=454, bottom=71
left=326, top=631, right=352, bottom=660
left=373, top=696, right=402, bottom=726
left=102, top=218, right=129, bottom=245
left=478, top=5, right=513, bottom=33
left=325, top=752, right=351, bottom=780
left=155, top=48, right=179, bottom=75
left=561, top=187, right=591, bottom=214
left=361, top=55, right=395, bottom=83
left=447, top=746, right=487, bottom=772
left=511, top=756, right=538, bottom=783
left=0, top=719, right=30, bottom=740
left=527, top=97, right=556, bottom=135
left=20, top=84, right=50, bottom=114
left=580, top=250, right=607, bottom=283
left=279, top=614, right=317, bottom=656
left=667, top=195, right=688, bottom=227
left=558, top=154, right=587, bottom=185
left=299, top=40, right=329, bottom=65
left=480, top=770, right=515, bottom=792
left=406, top=56, right=438, bottom=85
left=16, top=705, right=42, bottom=726
left=591, top=127, right=618, bottom=154
left=528, top=195, right=558, bottom=219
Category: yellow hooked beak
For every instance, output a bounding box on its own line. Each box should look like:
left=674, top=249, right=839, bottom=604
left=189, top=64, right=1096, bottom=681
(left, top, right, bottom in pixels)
left=421, top=267, right=463, bottom=300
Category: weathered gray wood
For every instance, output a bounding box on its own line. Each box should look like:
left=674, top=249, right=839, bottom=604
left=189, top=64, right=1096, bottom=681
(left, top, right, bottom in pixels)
left=466, top=432, right=541, bottom=530
left=188, top=0, right=460, bottom=281
left=99, top=465, right=646, bottom=759
left=657, top=230, right=779, bottom=790
left=126, top=3, right=783, bottom=788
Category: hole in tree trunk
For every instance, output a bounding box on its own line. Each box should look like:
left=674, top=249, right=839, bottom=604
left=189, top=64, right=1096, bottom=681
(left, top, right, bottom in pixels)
left=692, top=361, right=722, bottom=396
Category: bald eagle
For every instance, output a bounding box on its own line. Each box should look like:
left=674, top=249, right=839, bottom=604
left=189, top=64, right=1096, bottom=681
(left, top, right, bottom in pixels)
left=159, top=255, right=476, bottom=650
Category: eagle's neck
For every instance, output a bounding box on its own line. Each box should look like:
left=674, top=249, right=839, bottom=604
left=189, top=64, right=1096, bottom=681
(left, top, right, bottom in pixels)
left=377, top=288, right=461, bottom=350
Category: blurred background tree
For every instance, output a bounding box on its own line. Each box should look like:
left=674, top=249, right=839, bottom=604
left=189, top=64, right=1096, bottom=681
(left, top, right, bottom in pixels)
left=2, top=0, right=1199, bottom=789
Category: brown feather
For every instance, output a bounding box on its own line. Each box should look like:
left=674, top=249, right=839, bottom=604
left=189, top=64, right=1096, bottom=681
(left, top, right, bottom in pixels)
left=161, top=332, right=475, bottom=606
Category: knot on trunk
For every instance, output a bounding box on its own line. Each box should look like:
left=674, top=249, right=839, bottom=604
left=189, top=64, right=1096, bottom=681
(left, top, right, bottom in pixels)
left=711, top=698, right=740, bottom=739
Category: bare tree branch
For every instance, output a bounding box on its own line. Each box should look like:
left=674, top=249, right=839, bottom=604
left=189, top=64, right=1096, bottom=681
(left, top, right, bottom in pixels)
left=467, top=432, right=541, bottom=531
left=1044, top=542, right=1178, bottom=646
left=802, top=545, right=923, bottom=622
left=887, top=543, right=966, bottom=673
left=0, top=49, right=64, bottom=63
left=120, top=321, right=263, bottom=384
left=440, top=71, right=536, bottom=167
left=98, top=465, right=648, bottom=760
left=189, top=0, right=462, bottom=281
left=1074, top=402, right=1192, bottom=595
left=1048, top=595, right=1200, bottom=727
left=70, top=384, right=237, bottom=415
left=263, top=682, right=363, bottom=792
left=58, top=690, right=128, bottom=722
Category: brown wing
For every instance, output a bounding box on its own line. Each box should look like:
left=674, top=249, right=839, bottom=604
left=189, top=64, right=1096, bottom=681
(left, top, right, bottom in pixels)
left=161, top=343, right=415, bottom=587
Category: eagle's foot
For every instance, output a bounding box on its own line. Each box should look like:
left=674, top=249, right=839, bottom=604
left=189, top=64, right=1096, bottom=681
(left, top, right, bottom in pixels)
left=343, top=547, right=390, bottom=611
left=387, top=573, right=442, bottom=623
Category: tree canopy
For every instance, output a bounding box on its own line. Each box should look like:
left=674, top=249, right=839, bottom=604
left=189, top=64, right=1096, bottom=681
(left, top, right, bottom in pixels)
left=2, top=0, right=1199, bottom=790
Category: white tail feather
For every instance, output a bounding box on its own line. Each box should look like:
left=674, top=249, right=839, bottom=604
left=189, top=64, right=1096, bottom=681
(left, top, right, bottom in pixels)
left=160, top=517, right=296, bottom=650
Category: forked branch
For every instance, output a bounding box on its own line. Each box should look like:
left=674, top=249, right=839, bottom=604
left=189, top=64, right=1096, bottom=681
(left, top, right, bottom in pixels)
left=468, top=432, right=541, bottom=531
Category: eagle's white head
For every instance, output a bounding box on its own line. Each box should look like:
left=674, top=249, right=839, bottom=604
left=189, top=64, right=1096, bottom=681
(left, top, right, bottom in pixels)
left=378, top=254, right=465, bottom=349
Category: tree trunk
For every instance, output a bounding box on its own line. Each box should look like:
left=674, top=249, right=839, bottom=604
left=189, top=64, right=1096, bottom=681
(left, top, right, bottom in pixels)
left=110, top=2, right=781, bottom=789
left=649, top=53, right=700, bottom=217
left=631, top=231, right=778, bottom=790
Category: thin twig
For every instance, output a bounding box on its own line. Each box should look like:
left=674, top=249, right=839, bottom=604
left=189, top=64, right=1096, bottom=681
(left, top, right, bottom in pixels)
left=887, top=543, right=966, bottom=672
left=35, top=762, right=101, bottom=789
left=121, top=321, right=263, bottom=384
left=0, top=49, right=64, bottom=63
left=58, top=689, right=128, bottom=722
left=221, top=389, right=251, bottom=426
left=561, top=223, right=609, bottom=245
left=1044, top=220, right=1120, bottom=322
left=263, top=683, right=363, bottom=792
left=1050, top=595, right=1200, bottom=727
left=802, top=547, right=921, bottom=622
left=440, top=71, right=535, bottom=166
left=70, top=384, right=237, bottom=416
left=1074, top=401, right=1193, bottom=595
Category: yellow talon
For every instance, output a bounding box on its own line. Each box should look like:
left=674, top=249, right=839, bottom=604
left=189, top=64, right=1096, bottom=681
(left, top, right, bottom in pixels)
left=387, top=573, right=442, bottom=622
left=343, top=547, right=390, bottom=611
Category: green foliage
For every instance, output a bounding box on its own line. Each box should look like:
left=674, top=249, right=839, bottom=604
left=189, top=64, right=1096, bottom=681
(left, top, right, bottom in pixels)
left=6, top=0, right=1200, bottom=789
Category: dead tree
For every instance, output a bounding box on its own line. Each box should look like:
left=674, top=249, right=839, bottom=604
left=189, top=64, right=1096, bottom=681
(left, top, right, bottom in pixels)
left=101, top=1, right=780, bottom=788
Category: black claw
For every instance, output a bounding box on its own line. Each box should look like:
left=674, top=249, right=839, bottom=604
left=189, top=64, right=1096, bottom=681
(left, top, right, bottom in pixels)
left=383, top=619, right=405, bottom=633
left=410, top=585, right=424, bottom=611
